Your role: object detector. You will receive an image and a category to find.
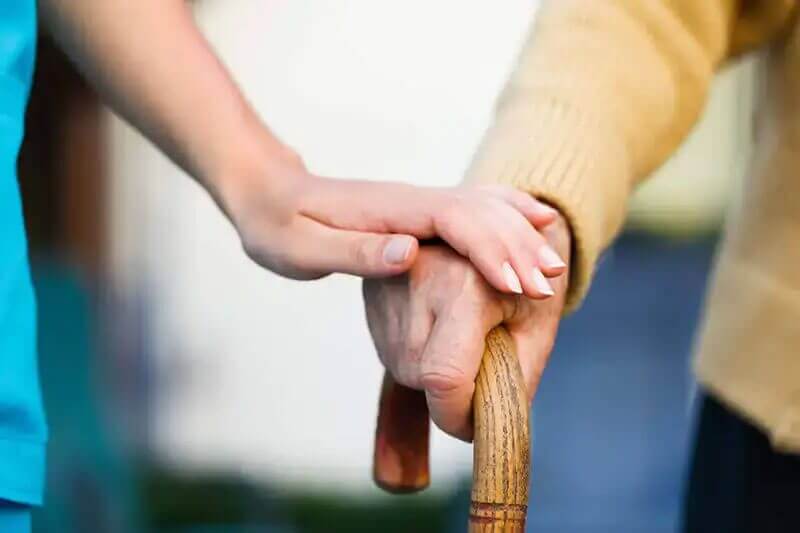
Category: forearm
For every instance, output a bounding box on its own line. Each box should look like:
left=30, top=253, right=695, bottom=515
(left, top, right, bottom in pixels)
left=40, top=0, right=287, bottom=204
left=465, top=0, right=751, bottom=310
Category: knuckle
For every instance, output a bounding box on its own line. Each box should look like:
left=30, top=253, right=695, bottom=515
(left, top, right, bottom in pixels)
left=510, top=188, right=535, bottom=205
left=461, top=264, right=483, bottom=286
left=483, top=195, right=508, bottom=211
left=512, top=219, right=544, bottom=250
left=404, top=330, right=427, bottom=363
left=434, top=196, right=467, bottom=228
left=266, top=234, right=324, bottom=279
left=455, top=265, right=494, bottom=303
left=347, top=238, right=374, bottom=269
left=241, top=230, right=278, bottom=267
left=391, top=337, right=434, bottom=390
left=394, top=359, right=423, bottom=390
left=475, top=183, right=510, bottom=197
left=378, top=346, right=423, bottom=390
left=468, top=240, right=507, bottom=271
left=507, top=205, right=536, bottom=229
left=420, top=362, right=469, bottom=398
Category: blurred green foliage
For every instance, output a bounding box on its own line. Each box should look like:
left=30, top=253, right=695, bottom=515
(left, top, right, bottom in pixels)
left=281, top=491, right=448, bottom=533
left=143, top=468, right=451, bottom=533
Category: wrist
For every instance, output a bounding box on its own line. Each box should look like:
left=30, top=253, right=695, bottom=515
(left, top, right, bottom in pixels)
left=206, top=130, right=307, bottom=229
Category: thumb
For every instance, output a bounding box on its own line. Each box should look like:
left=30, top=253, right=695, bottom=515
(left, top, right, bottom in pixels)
left=290, top=219, right=419, bottom=278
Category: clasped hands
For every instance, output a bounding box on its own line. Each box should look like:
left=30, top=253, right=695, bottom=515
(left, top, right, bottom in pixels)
left=221, top=151, right=571, bottom=441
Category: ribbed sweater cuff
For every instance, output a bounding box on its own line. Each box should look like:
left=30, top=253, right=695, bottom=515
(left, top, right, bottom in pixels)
left=466, top=100, right=631, bottom=311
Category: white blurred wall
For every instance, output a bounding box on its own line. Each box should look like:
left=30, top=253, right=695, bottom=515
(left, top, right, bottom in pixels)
left=106, top=0, right=754, bottom=494
left=108, top=0, right=539, bottom=493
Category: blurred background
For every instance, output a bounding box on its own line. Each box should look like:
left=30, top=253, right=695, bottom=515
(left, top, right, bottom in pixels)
left=19, top=1, right=758, bottom=531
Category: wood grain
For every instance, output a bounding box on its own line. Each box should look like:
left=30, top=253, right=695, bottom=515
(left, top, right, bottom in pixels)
left=469, top=327, right=530, bottom=532
left=373, top=372, right=430, bottom=493
left=373, top=326, right=530, bottom=531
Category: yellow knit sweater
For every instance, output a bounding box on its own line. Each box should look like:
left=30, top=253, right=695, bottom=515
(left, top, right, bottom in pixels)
left=467, top=0, right=800, bottom=451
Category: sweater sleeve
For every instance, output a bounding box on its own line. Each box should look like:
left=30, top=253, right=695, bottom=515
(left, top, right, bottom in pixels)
left=465, top=0, right=795, bottom=311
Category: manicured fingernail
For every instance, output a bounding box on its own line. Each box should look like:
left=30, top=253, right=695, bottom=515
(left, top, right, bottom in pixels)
left=532, top=268, right=555, bottom=296
left=538, top=245, right=566, bottom=269
left=502, top=262, right=523, bottom=294
left=383, top=236, right=413, bottom=265
left=537, top=203, right=558, bottom=216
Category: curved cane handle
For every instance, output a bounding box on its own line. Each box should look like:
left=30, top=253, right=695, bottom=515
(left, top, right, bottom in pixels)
left=372, top=371, right=430, bottom=492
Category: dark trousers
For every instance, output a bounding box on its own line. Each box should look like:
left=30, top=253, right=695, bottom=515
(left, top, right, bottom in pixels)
left=683, top=393, right=800, bottom=532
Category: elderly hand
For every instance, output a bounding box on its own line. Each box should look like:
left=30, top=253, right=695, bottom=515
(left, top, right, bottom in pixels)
left=363, top=213, right=571, bottom=440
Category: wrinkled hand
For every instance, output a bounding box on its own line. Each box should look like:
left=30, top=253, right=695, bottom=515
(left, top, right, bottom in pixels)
left=363, top=214, right=571, bottom=441
left=217, top=152, right=565, bottom=293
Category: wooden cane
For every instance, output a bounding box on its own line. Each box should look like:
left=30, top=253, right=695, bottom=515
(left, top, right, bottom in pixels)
left=373, top=326, right=530, bottom=531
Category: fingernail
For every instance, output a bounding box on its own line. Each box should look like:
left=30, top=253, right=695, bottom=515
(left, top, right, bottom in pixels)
left=383, top=236, right=413, bottom=265
left=537, top=203, right=558, bottom=216
left=534, top=203, right=559, bottom=225
left=538, top=245, right=566, bottom=269
left=502, top=262, right=523, bottom=294
left=532, top=268, right=555, bottom=296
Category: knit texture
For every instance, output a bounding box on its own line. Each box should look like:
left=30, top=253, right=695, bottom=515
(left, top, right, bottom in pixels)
left=467, top=0, right=800, bottom=449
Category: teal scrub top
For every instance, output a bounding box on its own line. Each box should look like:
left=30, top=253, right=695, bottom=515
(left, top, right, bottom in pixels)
left=0, top=1, right=47, bottom=506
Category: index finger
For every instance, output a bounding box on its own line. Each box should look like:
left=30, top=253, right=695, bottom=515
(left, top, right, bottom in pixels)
left=419, top=304, right=500, bottom=442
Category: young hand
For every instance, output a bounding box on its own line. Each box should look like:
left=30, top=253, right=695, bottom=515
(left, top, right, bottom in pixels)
left=40, top=0, right=564, bottom=295
left=218, top=151, right=566, bottom=296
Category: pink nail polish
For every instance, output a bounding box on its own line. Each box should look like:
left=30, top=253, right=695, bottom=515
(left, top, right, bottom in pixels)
left=537, top=203, right=558, bottom=216
left=532, top=268, right=554, bottom=296
left=502, top=262, right=523, bottom=294
left=538, top=245, right=566, bottom=270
